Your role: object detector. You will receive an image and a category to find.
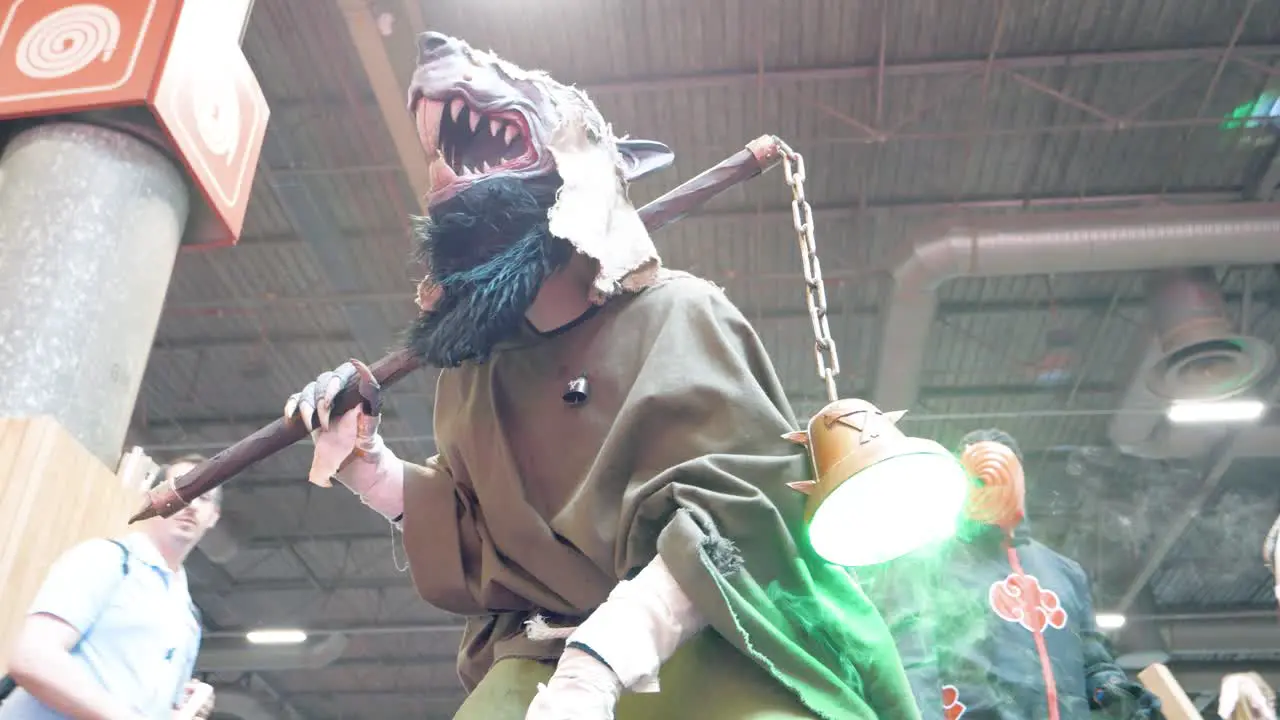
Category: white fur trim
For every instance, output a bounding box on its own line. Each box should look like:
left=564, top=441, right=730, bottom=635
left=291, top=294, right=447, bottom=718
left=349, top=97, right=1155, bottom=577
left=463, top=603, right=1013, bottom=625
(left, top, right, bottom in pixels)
left=545, top=108, right=661, bottom=301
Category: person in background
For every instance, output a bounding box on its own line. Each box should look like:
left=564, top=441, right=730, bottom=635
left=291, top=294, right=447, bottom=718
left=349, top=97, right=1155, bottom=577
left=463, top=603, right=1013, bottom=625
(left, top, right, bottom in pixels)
left=1212, top=519, right=1280, bottom=720
left=0, top=454, right=220, bottom=720
left=860, top=428, right=1162, bottom=720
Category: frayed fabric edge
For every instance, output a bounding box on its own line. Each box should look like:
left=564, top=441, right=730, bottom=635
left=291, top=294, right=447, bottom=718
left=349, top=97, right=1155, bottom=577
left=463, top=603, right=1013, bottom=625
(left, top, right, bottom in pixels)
left=689, top=537, right=879, bottom=720
left=523, top=613, right=579, bottom=642
left=701, top=534, right=745, bottom=577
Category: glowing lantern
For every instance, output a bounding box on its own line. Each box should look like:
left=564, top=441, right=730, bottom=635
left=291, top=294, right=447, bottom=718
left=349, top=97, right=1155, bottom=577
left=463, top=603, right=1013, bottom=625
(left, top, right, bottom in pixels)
left=785, top=399, right=970, bottom=567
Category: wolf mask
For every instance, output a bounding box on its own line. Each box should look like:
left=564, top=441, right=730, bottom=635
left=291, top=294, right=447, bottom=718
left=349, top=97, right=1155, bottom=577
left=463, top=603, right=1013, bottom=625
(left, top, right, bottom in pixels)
left=407, top=31, right=675, bottom=307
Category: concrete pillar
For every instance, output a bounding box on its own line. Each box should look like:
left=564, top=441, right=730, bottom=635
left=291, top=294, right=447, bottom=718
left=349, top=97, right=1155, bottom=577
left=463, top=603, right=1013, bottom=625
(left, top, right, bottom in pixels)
left=0, top=122, right=190, bottom=464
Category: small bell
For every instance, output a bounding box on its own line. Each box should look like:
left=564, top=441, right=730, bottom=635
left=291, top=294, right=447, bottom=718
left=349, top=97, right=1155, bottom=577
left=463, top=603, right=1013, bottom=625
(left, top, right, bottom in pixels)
left=563, top=373, right=589, bottom=405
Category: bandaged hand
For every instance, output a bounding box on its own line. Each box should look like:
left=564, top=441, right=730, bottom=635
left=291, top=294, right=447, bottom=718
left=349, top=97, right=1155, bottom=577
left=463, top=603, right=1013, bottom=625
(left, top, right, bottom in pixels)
left=524, top=554, right=705, bottom=720
left=283, top=360, right=404, bottom=521
left=525, top=647, right=623, bottom=720
left=1220, top=673, right=1276, bottom=720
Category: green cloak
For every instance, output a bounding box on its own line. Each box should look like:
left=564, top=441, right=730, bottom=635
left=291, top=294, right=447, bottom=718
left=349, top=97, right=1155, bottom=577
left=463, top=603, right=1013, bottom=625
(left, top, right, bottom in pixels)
left=400, top=270, right=920, bottom=719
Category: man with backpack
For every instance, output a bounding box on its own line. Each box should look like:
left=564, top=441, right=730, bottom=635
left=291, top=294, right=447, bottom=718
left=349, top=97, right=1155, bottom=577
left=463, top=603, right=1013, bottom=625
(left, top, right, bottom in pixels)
left=0, top=454, right=221, bottom=720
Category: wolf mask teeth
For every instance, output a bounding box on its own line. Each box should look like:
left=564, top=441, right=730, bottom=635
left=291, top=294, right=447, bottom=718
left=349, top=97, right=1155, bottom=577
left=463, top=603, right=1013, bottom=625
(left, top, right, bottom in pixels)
left=407, top=31, right=678, bottom=302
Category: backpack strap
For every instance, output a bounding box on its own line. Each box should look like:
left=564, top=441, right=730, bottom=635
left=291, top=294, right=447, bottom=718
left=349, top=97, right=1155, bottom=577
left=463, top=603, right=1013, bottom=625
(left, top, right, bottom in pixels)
left=71, top=539, right=132, bottom=652
left=0, top=539, right=131, bottom=705
left=105, top=538, right=131, bottom=575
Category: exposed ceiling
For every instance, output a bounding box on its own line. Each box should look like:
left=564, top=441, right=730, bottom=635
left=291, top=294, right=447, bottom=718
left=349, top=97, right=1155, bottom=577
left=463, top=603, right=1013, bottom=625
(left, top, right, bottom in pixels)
left=126, top=0, right=1280, bottom=717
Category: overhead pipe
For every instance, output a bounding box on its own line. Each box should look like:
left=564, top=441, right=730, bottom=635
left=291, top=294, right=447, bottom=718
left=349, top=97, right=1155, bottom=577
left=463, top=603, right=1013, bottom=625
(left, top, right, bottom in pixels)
left=871, top=203, right=1280, bottom=411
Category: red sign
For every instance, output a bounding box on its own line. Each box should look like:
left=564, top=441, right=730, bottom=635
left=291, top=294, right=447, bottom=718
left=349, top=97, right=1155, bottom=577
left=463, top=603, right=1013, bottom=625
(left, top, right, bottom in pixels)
left=149, top=0, right=268, bottom=244
left=0, top=0, right=268, bottom=248
left=0, top=0, right=175, bottom=115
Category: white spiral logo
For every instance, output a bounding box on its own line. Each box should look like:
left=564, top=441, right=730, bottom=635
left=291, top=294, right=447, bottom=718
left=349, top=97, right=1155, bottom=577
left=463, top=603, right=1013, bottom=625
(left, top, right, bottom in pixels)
left=192, top=70, right=241, bottom=159
left=15, top=4, right=121, bottom=80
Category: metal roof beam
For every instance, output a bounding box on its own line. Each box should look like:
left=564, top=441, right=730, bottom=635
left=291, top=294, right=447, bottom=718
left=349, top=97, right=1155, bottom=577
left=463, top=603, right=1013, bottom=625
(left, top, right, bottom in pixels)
left=155, top=280, right=1276, bottom=347
left=269, top=44, right=1280, bottom=102
left=152, top=332, right=352, bottom=351
left=333, top=0, right=430, bottom=209
left=144, top=382, right=1117, bottom=433
left=194, top=576, right=413, bottom=593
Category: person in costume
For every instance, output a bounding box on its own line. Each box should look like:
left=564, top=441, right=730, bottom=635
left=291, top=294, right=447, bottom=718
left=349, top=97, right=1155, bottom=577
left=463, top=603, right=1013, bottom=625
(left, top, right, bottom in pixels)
left=859, top=428, right=1162, bottom=720
left=281, top=31, right=920, bottom=720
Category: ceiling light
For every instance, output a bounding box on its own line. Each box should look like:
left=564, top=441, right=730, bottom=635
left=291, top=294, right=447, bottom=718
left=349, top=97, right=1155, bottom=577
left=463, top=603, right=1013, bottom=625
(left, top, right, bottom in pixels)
left=1166, top=398, right=1266, bottom=424
left=246, top=629, right=308, bottom=645
left=1095, top=613, right=1126, bottom=631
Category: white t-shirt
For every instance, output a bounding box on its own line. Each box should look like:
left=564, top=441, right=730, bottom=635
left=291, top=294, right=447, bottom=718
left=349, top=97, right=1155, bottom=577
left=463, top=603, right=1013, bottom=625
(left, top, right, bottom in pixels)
left=0, top=533, right=202, bottom=719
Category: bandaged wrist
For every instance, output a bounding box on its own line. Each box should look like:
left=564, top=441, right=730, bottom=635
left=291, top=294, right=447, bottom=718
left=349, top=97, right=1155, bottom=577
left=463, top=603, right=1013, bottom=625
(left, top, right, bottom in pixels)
left=335, top=434, right=405, bottom=522
left=565, top=554, right=706, bottom=693
left=527, top=647, right=622, bottom=720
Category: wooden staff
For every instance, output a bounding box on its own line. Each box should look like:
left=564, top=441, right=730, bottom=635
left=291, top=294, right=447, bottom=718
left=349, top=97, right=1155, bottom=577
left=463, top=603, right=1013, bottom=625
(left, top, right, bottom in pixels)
left=130, top=136, right=786, bottom=522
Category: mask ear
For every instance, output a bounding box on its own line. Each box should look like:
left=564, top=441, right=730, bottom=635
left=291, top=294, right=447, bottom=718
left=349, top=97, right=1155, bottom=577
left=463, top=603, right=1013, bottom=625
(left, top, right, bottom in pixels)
left=616, top=138, right=674, bottom=182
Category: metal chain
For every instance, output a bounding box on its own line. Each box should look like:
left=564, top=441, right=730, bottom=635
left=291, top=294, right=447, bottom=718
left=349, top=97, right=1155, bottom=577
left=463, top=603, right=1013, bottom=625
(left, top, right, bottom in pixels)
left=775, top=137, right=840, bottom=403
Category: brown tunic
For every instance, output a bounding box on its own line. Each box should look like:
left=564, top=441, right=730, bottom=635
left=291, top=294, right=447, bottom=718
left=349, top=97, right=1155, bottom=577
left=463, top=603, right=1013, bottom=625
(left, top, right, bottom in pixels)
left=400, top=271, right=919, bottom=719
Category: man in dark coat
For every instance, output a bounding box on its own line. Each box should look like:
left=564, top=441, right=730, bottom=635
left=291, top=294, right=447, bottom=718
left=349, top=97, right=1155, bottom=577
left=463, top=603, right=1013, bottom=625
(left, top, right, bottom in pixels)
left=860, top=428, right=1162, bottom=720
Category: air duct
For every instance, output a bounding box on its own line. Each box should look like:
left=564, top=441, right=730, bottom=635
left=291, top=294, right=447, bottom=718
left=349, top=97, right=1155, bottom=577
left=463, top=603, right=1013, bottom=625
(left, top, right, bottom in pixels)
left=871, top=203, right=1280, bottom=411
left=1109, top=269, right=1277, bottom=459
left=1142, top=268, right=1274, bottom=402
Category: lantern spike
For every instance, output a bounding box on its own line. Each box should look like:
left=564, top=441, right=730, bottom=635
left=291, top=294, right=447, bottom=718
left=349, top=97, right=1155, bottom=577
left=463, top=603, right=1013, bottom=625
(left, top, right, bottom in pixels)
left=787, top=480, right=817, bottom=495
left=782, top=430, right=810, bottom=446
left=884, top=409, right=907, bottom=425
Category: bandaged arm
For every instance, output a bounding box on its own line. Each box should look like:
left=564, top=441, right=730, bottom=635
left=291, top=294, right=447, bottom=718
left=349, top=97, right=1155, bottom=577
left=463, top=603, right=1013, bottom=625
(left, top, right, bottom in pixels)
left=318, top=408, right=406, bottom=523
left=336, top=435, right=406, bottom=523
left=324, top=418, right=504, bottom=618
left=563, top=554, right=707, bottom=692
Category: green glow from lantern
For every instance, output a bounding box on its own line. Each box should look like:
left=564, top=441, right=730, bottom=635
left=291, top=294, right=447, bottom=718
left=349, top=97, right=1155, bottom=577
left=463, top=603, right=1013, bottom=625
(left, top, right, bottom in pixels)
left=808, top=451, right=970, bottom=568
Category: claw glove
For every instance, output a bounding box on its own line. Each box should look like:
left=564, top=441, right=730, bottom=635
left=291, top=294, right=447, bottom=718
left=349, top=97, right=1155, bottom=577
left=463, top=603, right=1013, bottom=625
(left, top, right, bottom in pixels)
left=310, top=406, right=405, bottom=522
left=525, top=555, right=706, bottom=720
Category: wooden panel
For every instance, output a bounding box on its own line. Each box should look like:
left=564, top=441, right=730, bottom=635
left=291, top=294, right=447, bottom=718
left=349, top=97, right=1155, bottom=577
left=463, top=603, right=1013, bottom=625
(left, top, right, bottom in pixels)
left=1138, top=663, right=1203, bottom=720
left=0, top=416, right=145, bottom=672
